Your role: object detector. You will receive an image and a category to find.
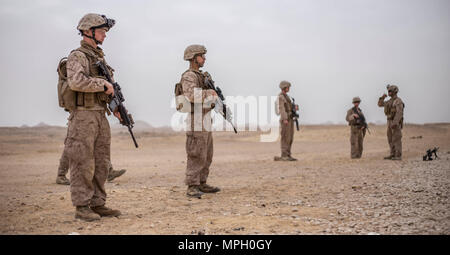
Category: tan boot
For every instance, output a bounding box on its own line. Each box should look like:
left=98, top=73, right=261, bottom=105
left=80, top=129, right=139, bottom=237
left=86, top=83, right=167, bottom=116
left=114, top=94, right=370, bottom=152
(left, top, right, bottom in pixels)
left=90, top=205, right=121, bottom=217
left=383, top=155, right=394, bottom=160
left=287, top=156, right=298, bottom=161
left=56, top=175, right=70, bottom=185
left=107, top=169, right=126, bottom=182
left=274, top=156, right=291, bottom=161
left=187, top=185, right=203, bottom=198
left=199, top=183, right=221, bottom=193
left=75, top=206, right=101, bottom=222
left=391, top=156, right=402, bottom=161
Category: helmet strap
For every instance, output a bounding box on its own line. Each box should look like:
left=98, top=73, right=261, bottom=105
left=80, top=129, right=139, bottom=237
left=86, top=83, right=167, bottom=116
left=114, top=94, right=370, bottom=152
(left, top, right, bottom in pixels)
left=81, top=29, right=100, bottom=45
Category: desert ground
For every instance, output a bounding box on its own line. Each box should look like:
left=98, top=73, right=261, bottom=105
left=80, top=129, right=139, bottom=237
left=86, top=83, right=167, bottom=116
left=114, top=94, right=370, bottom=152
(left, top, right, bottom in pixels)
left=0, top=123, right=449, bottom=235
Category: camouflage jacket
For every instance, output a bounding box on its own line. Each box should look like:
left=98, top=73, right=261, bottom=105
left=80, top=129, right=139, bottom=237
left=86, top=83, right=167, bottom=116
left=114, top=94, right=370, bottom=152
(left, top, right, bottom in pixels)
left=181, top=69, right=216, bottom=131
left=378, top=96, right=404, bottom=126
left=67, top=41, right=113, bottom=111
left=277, top=92, right=293, bottom=121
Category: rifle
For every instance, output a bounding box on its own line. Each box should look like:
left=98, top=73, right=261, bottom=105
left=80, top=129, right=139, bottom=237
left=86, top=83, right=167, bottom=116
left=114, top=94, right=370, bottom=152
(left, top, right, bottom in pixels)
left=352, top=107, right=371, bottom=134
left=291, top=97, right=300, bottom=131
left=203, top=72, right=237, bottom=133
left=423, top=147, right=439, bottom=161
left=96, top=61, right=139, bottom=148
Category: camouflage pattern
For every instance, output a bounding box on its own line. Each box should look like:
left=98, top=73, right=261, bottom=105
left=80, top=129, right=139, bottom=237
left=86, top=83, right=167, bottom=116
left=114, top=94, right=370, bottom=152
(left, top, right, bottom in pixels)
left=181, top=69, right=216, bottom=132
left=77, top=13, right=114, bottom=31
left=346, top=107, right=366, bottom=158
left=67, top=41, right=112, bottom=111
left=57, top=147, right=114, bottom=177
left=184, top=131, right=213, bottom=186
left=278, top=92, right=294, bottom=157
left=352, top=97, right=361, bottom=103
left=181, top=67, right=215, bottom=186
left=378, top=94, right=404, bottom=158
left=66, top=110, right=110, bottom=207
left=279, top=81, right=291, bottom=89
left=184, top=45, right=207, bottom=61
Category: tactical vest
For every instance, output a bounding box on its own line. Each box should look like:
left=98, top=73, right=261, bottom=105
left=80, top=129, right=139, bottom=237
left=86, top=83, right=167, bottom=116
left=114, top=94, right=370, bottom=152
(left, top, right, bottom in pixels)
left=384, top=97, right=404, bottom=120
left=282, top=93, right=293, bottom=118
left=383, top=98, right=394, bottom=119
left=72, top=46, right=112, bottom=111
left=175, top=69, right=209, bottom=113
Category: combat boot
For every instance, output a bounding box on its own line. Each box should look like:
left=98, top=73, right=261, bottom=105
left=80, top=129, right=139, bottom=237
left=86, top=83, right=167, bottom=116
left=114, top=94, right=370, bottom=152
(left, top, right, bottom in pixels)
left=199, top=183, right=221, bottom=193
left=107, top=169, right=126, bottom=182
left=90, top=205, right=121, bottom=217
left=383, top=155, right=393, bottom=160
left=287, top=156, right=298, bottom=161
left=75, top=206, right=101, bottom=222
left=187, top=185, right=203, bottom=198
left=391, top=156, right=402, bottom=161
left=56, top=175, right=70, bottom=185
left=274, top=156, right=290, bottom=161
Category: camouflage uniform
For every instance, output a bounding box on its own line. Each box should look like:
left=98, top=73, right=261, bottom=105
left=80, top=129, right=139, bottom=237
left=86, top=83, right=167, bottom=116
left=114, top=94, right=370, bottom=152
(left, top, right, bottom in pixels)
left=276, top=81, right=296, bottom=161
left=378, top=85, right=404, bottom=160
left=346, top=97, right=366, bottom=159
left=180, top=44, right=220, bottom=197
left=56, top=145, right=125, bottom=184
left=181, top=69, right=215, bottom=186
left=66, top=38, right=114, bottom=208
left=62, top=13, right=121, bottom=221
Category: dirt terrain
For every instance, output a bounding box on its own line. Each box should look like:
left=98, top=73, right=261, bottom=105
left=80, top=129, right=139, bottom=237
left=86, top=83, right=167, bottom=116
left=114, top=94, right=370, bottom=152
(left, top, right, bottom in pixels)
left=0, top=123, right=449, bottom=235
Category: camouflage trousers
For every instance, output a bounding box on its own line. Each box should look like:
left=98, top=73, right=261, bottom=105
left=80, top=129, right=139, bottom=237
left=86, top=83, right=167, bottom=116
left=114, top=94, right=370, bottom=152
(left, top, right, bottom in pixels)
left=280, top=119, right=294, bottom=157
left=65, top=110, right=111, bottom=207
left=57, top=146, right=113, bottom=177
left=350, top=126, right=366, bottom=158
left=185, top=131, right=213, bottom=186
left=387, top=120, right=402, bottom=158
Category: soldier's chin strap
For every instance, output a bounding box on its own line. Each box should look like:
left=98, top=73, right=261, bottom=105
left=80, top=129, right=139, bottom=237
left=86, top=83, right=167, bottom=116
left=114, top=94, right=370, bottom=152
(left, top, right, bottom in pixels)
left=81, top=29, right=101, bottom=45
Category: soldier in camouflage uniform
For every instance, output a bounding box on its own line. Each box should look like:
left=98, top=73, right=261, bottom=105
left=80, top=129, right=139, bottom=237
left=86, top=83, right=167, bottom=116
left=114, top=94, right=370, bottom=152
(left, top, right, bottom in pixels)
left=378, top=85, right=404, bottom=160
left=274, top=81, right=297, bottom=161
left=345, top=97, right=366, bottom=159
left=180, top=45, right=221, bottom=198
left=56, top=146, right=126, bottom=185
left=65, top=13, right=122, bottom=221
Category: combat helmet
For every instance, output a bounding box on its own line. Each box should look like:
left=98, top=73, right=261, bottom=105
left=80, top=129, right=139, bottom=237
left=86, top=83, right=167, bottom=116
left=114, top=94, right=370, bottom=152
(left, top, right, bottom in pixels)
left=387, top=84, right=399, bottom=94
left=279, top=81, right=291, bottom=89
left=184, top=45, right=207, bottom=61
left=77, top=13, right=115, bottom=44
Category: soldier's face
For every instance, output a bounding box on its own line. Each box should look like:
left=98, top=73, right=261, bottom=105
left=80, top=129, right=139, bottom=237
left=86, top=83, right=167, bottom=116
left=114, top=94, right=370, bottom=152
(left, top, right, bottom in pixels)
left=353, top=102, right=360, bottom=107
left=94, top=28, right=107, bottom=44
left=284, top=87, right=290, bottom=93
left=388, top=90, right=393, bottom=97
left=195, top=54, right=206, bottom=67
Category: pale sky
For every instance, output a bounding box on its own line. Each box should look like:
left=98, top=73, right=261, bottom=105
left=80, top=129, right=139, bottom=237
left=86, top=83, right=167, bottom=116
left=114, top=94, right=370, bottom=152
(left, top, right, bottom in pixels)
left=1, top=0, right=449, bottom=127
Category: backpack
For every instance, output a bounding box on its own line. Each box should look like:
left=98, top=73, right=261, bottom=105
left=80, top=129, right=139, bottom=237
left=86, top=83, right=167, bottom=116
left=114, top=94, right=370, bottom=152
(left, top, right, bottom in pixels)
left=174, top=71, right=195, bottom=113
left=57, top=57, right=76, bottom=112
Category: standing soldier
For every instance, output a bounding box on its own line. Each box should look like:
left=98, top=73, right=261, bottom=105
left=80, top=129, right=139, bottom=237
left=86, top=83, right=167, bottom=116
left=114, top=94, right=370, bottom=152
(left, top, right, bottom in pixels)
left=56, top=147, right=126, bottom=185
left=378, top=84, right=404, bottom=160
left=274, top=81, right=297, bottom=161
left=65, top=13, right=122, bottom=221
left=345, top=97, right=367, bottom=159
left=180, top=45, right=220, bottom=198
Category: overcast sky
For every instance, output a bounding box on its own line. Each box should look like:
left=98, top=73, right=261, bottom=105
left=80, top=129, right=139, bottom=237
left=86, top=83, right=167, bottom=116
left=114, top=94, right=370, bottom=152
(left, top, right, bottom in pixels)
left=1, top=0, right=449, bottom=127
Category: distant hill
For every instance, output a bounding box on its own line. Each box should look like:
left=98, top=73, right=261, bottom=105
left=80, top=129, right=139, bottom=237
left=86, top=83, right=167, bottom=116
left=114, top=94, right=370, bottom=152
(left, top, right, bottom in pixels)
left=34, top=122, right=51, bottom=128
left=111, top=120, right=154, bottom=131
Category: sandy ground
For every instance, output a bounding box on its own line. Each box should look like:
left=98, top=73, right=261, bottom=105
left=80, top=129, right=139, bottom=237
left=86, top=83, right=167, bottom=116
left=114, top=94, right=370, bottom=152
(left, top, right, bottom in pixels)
left=0, top=123, right=449, bottom=235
